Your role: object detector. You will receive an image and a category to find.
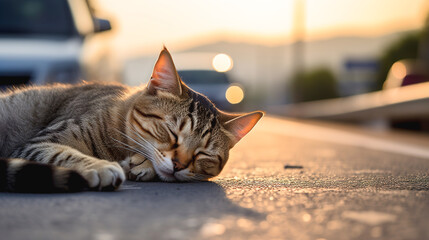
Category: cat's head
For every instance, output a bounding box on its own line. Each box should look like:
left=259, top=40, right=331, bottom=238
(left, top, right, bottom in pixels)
left=128, top=47, right=263, bottom=181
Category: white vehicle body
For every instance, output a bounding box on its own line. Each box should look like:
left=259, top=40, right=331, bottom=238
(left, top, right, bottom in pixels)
left=0, top=0, right=117, bottom=88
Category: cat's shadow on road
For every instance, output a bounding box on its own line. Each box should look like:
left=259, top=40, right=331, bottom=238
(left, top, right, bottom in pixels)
left=0, top=180, right=265, bottom=237
left=118, top=180, right=264, bottom=221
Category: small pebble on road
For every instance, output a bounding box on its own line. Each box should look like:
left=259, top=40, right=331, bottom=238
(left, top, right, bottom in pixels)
left=284, top=164, right=304, bottom=169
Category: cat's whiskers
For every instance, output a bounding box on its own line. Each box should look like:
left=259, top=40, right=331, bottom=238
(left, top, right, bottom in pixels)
left=113, top=128, right=165, bottom=167
left=111, top=138, right=148, bottom=157
left=122, top=125, right=179, bottom=179
left=115, top=114, right=151, bottom=149
left=126, top=123, right=166, bottom=161
left=113, top=131, right=152, bottom=158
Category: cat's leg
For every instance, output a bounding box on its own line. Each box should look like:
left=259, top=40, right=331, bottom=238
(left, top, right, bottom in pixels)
left=127, top=154, right=157, bottom=182
left=12, top=142, right=126, bottom=190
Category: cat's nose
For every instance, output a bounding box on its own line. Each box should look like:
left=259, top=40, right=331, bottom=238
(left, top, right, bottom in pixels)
left=172, top=158, right=185, bottom=172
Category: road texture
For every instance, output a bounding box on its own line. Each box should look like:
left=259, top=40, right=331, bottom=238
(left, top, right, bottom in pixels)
left=1, top=116, right=428, bottom=240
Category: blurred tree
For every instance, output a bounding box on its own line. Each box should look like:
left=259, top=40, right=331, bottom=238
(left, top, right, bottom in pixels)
left=291, top=67, right=339, bottom=102
left=374, top=31, right=421, bottom=90
left=418, top=13, right=429, bottom=62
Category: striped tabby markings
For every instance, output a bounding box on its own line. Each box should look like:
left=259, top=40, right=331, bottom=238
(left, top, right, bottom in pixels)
left=187, top=99, right=196, bottom=130
left=79, top=124, right=92, bottom=151
left=201, top=115, right=217, bottom=148
left=86, top=123, right=101, bottom=158
left=18, top=142, right=86, bottom=169
left=195, top=151, right=212, bottom=158
left=187, top=113, right=195, bottom=131
left=35, top=120, right=69, bottom=138
left=179, top=119, right=187, bottom=132
left=131, top=114, right=158, bottom=141
left=204, top=136, right=212, bottom=149
left=134, top=108, right=163, bottom=120
left=47, top=151, right=62, bottom=164
left=95, top=115, right=117, bottom=160
left=217, top=155, right=225, bottom=171
left=17, top=142, right=125, bottom=189
left=27, top=121, right=70, bottom=145
left=131, top=114, right=168, bottom=147
left=188, top=99, right=195, bottom=113
left=166, top=126, right=179, bottom=149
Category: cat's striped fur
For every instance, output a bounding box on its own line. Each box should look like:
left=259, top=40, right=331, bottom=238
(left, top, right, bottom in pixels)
left=0, top=48, right=263, bottom=192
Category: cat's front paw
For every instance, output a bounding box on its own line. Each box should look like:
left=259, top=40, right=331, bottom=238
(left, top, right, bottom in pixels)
left=82, top=160, right=126, bottom=191
left=128, top=158, right=156, bottom=182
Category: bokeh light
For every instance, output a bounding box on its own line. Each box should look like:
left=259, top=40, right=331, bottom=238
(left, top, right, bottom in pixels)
left=212, top=53, right=233, bottom=72
left=225, top=85, right=244, bottom=104
left=391, top=61, right=407, bottom=79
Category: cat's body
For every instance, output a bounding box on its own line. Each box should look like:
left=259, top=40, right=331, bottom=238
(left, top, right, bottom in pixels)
left=0, top=48, right=263, bottom=192
left=0, top=83, right=129, bottom=159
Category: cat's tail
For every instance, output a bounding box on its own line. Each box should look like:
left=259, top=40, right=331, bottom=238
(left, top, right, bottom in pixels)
left=0, top=158, right=88, bottom=193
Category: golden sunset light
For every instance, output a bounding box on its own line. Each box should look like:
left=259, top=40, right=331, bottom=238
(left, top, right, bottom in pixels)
left=225, top=85, right=245, bottom=104
left=212, top=53, right=233, bottom=72
left=391, top=61, right=407, bottom=80
left=97, top=0, right=428, bottom=58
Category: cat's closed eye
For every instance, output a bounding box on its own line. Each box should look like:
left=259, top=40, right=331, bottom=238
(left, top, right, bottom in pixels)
left=197, top=158, right=221, bottom=175
left=202, top=159, right=219, bottom=169
left=194, top=151, right=211, bottom=158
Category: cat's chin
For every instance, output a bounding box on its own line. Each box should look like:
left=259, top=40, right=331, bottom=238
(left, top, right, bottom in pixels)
left=152, top=156, right=197, bottom=182
left=156, top=170, right=176, bottom=182
left=151, top=156, right=176, bottom=181
left=155, top=168, right=193, bottom=182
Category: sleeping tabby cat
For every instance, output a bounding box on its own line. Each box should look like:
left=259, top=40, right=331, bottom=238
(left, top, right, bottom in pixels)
left=0, top=47, right=263, bottom=192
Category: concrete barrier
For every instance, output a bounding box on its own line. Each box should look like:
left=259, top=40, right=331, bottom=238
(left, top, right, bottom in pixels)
left=269, top=82, right=429, bottom=122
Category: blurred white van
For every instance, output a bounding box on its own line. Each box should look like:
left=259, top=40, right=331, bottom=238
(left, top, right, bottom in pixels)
left=0, top=0, right=118, bottom=89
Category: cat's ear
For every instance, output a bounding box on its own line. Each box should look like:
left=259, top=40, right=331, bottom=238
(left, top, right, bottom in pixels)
left=147, top=47, right=182, bottom=96
left=222, top=111, right=264, bottom=147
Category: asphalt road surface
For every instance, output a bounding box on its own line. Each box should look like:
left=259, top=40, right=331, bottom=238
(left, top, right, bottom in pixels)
left=1, top=116, right=428, bottom=240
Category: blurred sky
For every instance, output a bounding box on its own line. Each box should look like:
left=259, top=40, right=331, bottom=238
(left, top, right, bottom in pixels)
left=96, top=0, right=428, bottom=59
